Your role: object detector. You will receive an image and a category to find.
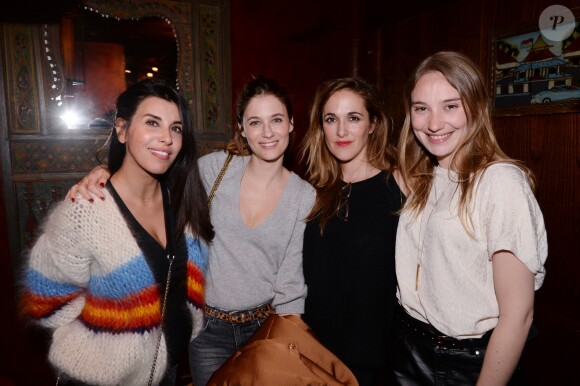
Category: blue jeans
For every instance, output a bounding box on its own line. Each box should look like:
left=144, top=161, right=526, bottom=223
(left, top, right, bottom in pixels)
left=188, top=315, right=264, bottom=386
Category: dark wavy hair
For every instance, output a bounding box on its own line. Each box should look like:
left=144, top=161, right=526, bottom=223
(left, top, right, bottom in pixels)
left=105, top=78, right=213, bottom=243
left=225, top=75, right=294, bottom=156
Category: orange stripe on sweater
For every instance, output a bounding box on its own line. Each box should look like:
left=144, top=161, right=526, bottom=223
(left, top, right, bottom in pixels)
left=20, top=290, right=82, bottom=319
left=80, top=286, right=161, bottom=330
left=187, top=262, right=204, bottom=305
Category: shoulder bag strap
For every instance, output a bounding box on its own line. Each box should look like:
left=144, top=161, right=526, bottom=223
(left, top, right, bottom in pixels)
left=149, top=183, right=176, bottom=386
left=207, top=153, right=233, bottom=208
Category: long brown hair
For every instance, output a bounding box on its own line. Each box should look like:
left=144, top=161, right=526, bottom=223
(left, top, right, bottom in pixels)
left=301, top=77, right=396, bottom=232
left=398, top=51, right=535, bottom=234
left=225, top=75, right=294, bottom=156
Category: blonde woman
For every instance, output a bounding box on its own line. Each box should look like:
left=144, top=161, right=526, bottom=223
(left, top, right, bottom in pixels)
left=394, top=51, right=547, bottom=385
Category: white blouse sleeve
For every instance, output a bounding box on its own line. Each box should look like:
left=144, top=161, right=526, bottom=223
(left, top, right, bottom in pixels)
left=478, top=164, right=548, bottom=290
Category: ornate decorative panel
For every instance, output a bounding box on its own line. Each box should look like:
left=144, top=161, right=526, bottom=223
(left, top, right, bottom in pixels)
left=15, top=180, right=78, bottom=249
left=42, top=0, right=197, bottom=128
left=200, top=4, right=222, bottom=133
left=11, top=139, right=107, bottom=174
left=2, top=24, right=41, bottom=134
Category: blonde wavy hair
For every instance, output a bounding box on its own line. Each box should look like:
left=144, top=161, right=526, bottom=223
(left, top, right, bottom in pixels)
left=301, top=77, right=397, bottom=232
left=398, top=51, right=535, bottom=235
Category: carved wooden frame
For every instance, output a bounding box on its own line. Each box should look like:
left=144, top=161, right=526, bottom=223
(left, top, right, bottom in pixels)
left=43, top=0, right=196, bottom=130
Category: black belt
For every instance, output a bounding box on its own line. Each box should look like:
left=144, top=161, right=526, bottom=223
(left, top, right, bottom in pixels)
left=397, top=306, right=492, bottom=350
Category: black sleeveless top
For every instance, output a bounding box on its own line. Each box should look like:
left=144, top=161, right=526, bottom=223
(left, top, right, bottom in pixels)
left=303, top=171, right=403, bottom=369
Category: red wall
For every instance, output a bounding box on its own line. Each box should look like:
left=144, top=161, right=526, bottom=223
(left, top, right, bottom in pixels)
left=230, top=0, right=360, bottom=166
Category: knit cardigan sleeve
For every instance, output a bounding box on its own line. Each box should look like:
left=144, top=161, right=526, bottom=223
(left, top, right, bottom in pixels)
left=22, top=199, right=95, bottom=329
left=184, top=227, right=209, bottom=340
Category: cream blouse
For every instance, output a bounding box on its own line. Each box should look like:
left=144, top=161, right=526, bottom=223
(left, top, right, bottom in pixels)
left=396, top=163, right=547, bottom=339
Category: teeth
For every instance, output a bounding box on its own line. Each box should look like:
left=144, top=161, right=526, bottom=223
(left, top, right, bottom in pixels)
left=151, top=149, right=169, bottom=156
left=430, top=133, right=451, bottom=140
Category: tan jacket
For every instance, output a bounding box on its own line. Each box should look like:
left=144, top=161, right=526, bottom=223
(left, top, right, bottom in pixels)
left=208, top=315, right=359, bottom=386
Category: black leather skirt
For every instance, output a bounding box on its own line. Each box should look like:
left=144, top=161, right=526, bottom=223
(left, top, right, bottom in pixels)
left=391, top=306, right=526, bottom=386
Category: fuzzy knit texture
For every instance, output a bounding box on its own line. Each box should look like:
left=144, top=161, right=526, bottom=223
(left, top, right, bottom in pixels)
left=21, top=188, right=208, bottom=386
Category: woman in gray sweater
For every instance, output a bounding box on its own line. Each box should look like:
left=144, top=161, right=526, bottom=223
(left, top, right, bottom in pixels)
left=189, top=76, right=315, bottom=385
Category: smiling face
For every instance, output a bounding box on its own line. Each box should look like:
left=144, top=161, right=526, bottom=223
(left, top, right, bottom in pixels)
left=410, top=71, right=468, bottom=169
left=322, top=89, right=375, bottom=167
left=116, top=96, right=183, bottom=176
left=240, top=93, right=293, bottom=163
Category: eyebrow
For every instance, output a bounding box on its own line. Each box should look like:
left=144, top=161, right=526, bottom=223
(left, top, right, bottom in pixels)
left=323, top=111, right=364, bottom=117
left=143, top=113, right=182, bottom=125
left=143, top=113, right=162, bottom=120
left=246, top=113, right=286, bottom=120
left=411, top=97, right=461, bottom=105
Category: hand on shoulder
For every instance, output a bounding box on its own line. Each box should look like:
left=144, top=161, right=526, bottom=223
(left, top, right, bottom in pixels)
left=65, top=165, right=111, bottom=203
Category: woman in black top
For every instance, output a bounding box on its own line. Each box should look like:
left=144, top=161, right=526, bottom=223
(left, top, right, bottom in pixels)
left=301, top=77, right=403, bottom=386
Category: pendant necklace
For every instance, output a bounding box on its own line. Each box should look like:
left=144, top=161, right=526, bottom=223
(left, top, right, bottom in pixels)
left=415, top=168, right=454, bottom=291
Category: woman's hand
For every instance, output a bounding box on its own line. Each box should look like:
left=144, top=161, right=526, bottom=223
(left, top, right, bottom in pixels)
left=65, top=165, right=112, bottom=202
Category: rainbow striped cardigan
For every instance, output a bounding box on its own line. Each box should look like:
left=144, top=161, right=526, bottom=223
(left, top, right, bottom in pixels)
left=21, top=191, right=207, bottom=386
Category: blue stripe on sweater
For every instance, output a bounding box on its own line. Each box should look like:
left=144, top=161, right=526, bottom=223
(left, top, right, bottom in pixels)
left=88, top=254, right=156, bottom=299
left=25, top=269, right=80, bottom=297
left=186, top=236, right=208, bottom=271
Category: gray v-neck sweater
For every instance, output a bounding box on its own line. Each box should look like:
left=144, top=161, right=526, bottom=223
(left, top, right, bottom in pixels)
left=199, top=151, right=315, bottom=313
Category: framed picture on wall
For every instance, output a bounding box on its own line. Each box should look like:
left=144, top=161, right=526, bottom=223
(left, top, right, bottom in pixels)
left=491, top=15, right=580, bottom=116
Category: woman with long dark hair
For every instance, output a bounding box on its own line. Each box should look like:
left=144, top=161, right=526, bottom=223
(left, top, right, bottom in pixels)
left=22, top=78, right=213, bottom=385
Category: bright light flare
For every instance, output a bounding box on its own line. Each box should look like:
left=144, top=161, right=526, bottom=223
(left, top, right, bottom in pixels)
left=60, top=110, right=82, bottom=129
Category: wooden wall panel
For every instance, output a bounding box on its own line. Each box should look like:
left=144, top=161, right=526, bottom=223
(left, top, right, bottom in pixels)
left=496, top=114, right=579, bottom=307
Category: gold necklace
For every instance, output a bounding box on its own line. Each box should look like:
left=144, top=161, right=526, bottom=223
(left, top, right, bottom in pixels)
left=415, top=168, right=454, bottom=291
left=126, top=183, right=159, bottom=204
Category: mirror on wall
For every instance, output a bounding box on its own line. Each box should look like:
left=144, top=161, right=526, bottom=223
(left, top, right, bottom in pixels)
left=50, top=5, right=178, bottom=130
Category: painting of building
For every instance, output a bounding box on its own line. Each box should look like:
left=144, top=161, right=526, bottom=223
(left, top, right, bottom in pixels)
left=494, top=21, right=580, bottom=108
